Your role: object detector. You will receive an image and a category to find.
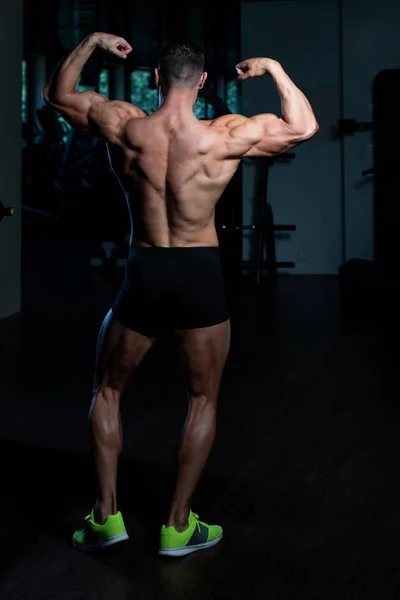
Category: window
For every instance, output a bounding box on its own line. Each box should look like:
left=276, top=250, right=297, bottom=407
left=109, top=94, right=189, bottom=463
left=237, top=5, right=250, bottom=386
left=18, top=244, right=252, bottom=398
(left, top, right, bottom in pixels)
left=226, top=80, right=239, bottom=114
left=194, top=97, right=206, bottom=119
left=207, top=102, right=216, bottom=119
left=131, top=70, right=157, bottom=114
left=193, top=98, right=215, bottom=120
left=99, top=70, right=109, bottom=98
left=21, top=60, right=27, bottom=122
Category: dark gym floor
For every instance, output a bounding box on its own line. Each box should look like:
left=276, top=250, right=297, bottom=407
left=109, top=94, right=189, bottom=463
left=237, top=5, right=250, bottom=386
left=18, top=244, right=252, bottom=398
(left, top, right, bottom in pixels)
left=0, top=233, right=398, bottom=600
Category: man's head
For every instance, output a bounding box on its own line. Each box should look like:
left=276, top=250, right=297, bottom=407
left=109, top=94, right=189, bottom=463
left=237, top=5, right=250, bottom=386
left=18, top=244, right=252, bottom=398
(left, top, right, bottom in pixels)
left=155, top=41, right=207, bottom=93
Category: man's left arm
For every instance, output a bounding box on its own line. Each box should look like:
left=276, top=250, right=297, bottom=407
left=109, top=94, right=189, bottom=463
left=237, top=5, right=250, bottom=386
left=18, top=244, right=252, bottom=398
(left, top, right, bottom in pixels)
left=43, top=32, right=145, bottom=134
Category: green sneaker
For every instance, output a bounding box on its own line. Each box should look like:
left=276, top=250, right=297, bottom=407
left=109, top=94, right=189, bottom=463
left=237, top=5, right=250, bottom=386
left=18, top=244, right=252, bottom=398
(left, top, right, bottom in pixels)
left=72, top=508, right=129, bottom=552
left=159, top=511, right=223, bottom=557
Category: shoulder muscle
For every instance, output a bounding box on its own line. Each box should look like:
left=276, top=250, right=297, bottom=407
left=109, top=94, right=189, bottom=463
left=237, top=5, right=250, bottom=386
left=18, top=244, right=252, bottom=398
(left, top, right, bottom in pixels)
left=89, top=100, right=146, bottom=142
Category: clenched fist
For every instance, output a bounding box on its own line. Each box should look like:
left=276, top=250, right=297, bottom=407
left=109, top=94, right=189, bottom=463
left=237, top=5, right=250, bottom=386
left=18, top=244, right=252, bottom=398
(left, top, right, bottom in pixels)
left=235, top=57, right=279, bottom=80
left=93, top=33, right=132, bottom=59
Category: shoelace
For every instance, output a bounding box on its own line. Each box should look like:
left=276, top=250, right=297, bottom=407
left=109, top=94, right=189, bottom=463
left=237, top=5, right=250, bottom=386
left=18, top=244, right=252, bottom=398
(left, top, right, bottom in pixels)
left=192, top=513, right=203, bottom=533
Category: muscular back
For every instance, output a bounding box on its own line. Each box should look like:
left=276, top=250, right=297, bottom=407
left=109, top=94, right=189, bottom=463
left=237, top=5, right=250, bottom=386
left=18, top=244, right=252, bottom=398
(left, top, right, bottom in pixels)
left=104, top=108, right=242, bottom=247
left=44, top=39, right=318, bottom=249
left=53, top=93, right=313, bottom=247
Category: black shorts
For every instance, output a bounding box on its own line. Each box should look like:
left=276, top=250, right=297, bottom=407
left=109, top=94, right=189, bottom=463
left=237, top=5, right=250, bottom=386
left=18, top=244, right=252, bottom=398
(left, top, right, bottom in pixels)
left=112, top=246, right=229, bottom=337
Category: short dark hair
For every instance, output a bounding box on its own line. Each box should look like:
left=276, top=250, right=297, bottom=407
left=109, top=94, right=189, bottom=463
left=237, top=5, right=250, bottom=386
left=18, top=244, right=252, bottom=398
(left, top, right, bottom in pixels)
left=159, top=41, right=205, bottom=89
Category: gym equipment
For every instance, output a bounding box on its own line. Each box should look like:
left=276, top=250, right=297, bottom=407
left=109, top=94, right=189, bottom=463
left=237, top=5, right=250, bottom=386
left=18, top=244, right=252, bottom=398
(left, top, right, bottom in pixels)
left=373, top=69, right=400, bottom=268
left=54, top=132, right=109, bottom=192
left=22, top=105, right=68, bottom=212
left=338, top=118, right=373, bottom=135
left=0, top=201, right=14, bottom=222
left=89, top=237, right=130, bottom=277
left=220, top=153, right=296, bottom=284
left=339, top=69, right=400, bottom=320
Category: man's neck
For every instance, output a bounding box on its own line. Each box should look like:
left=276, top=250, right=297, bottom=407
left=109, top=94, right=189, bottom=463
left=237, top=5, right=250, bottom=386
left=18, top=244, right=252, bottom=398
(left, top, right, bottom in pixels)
left=158, top=88, right=198, bottom=115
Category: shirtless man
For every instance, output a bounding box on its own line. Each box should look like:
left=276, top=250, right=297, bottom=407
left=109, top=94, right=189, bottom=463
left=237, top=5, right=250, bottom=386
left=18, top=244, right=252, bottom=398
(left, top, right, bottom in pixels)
left=43, top=34, right=318, bottom=557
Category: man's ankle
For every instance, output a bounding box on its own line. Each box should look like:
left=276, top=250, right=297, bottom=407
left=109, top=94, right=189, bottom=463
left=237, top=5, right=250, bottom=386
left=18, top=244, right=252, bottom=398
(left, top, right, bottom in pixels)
left=94, top=501, right=116, bottom=525
left=166, top=509, right=190, bottom=532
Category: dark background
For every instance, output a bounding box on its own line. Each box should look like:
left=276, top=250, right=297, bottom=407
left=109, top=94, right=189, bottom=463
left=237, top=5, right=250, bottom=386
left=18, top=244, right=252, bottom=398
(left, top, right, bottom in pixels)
left=1, top=1, right=400, bottom=598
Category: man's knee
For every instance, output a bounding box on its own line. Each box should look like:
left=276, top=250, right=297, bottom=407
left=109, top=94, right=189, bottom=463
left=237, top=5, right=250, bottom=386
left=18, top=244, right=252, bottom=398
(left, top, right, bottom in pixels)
left=189, top=391, right=217, bottom=410
left=89, top=385, right=121, bottom=418
left=187, top=374, right=220, bottom=402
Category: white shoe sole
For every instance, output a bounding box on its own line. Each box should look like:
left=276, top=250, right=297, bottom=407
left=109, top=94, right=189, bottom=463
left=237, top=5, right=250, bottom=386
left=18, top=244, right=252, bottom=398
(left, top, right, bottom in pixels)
left=73, top=531, right=129, bottom=552
left=159, top=534, right=223, bottom=557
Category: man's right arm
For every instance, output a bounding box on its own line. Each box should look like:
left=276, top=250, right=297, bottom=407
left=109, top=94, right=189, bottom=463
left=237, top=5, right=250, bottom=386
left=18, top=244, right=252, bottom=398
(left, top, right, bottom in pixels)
left=219, top=58, right=319, bottom=158
left=43, top=32, right=145, bottom=139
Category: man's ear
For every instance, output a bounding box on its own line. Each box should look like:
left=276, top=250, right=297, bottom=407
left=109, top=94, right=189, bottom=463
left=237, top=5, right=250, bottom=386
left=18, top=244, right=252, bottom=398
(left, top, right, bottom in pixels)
left=199, top=72, right=208, bottom=90
left=155, top=68, right=160, bottom=87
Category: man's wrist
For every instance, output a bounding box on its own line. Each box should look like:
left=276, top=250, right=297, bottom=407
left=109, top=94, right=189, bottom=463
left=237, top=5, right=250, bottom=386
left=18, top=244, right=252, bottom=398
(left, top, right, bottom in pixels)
left=86, top=32, right=100, bottom=48
left=263, top=58, right=281, bottom=75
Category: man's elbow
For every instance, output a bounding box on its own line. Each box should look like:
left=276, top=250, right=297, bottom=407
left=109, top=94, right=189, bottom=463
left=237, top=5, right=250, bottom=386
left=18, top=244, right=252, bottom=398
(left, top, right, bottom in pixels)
left=42, top=82, right=69, bottom=107
left=301, top=120, right=319, bottom=140
left=42, top=83, right=54, bottom=106
left=42, top=83, right=48, bottom=103
left=310, top=120, right=319, bottom=136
